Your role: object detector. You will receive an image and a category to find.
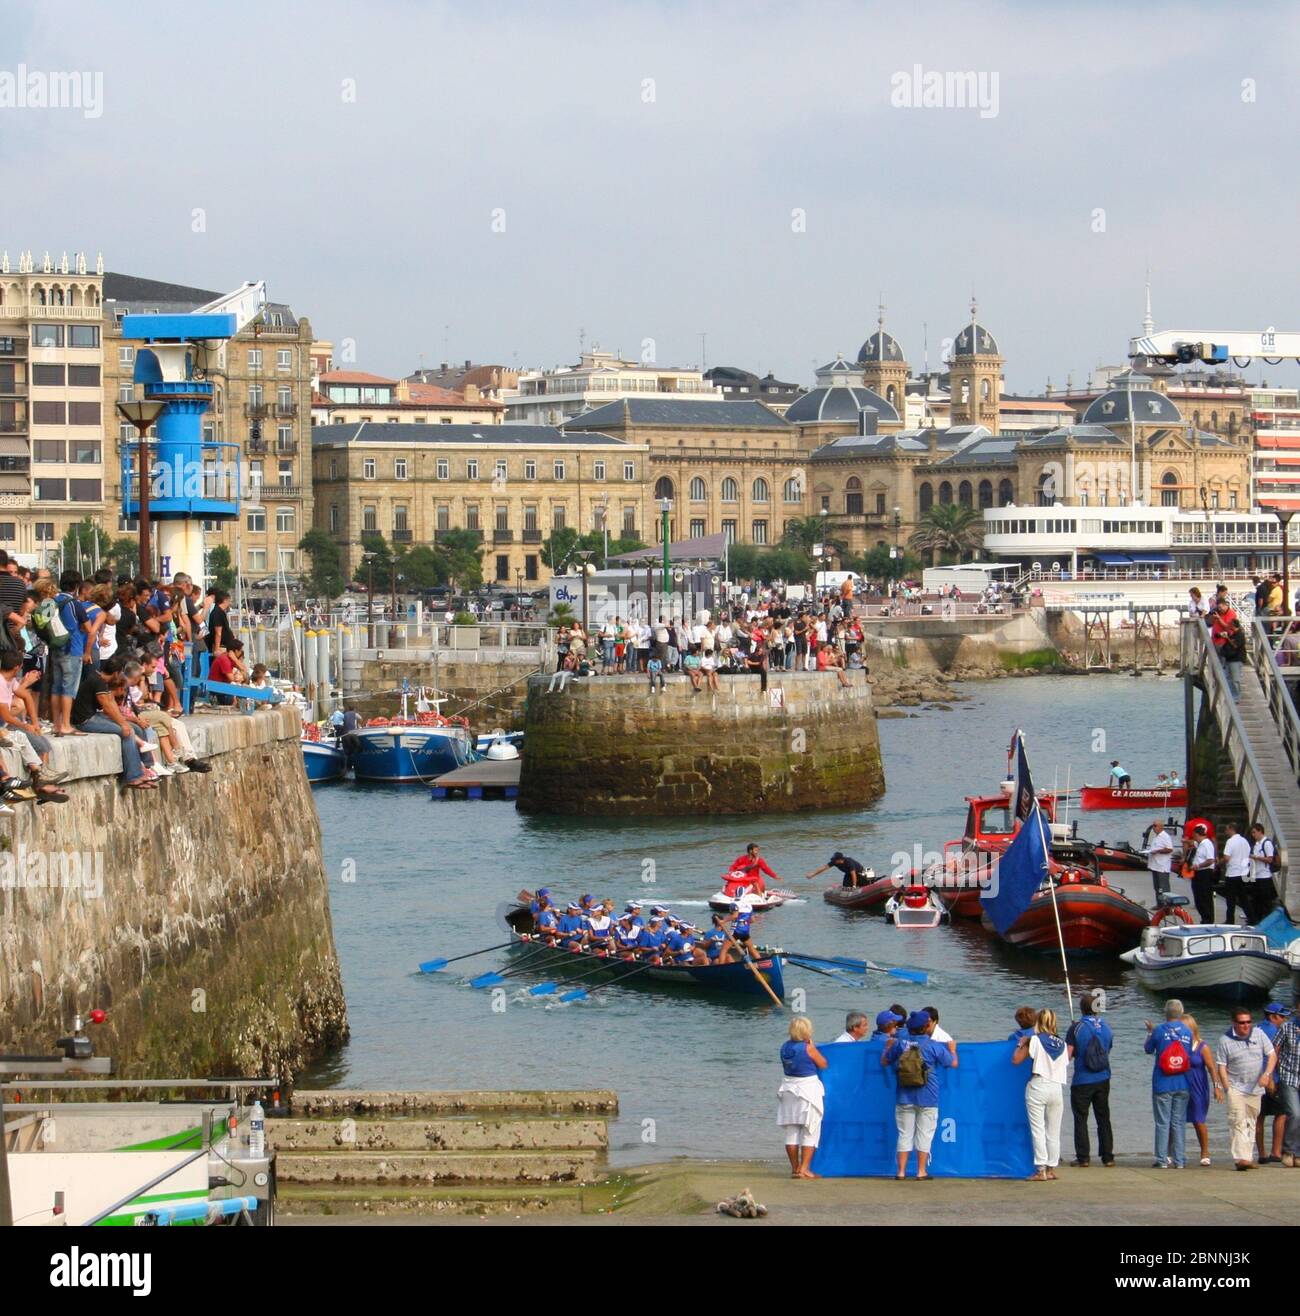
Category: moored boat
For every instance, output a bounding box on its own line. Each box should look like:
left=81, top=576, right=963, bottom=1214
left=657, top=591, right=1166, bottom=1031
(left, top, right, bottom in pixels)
left=497, top=901, right=785, bottom=999
left=343, top=687, right=475, bottom=783
left=823, top=871, right=898, bottom=912
left=884, top=885, right=949, bottom=929
left=1079, top=785, right=1187, bottom=811
left=301, top=731, right=348, bottom=783
left=707, top=890, right=791, bottom=913
left=981, top=871, right=1151, bottom=956
left=1120, top=924, right=1290, bottom=1002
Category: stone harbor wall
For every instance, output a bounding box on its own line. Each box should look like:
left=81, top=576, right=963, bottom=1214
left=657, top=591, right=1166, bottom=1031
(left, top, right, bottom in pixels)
left=0, top=706, right=347, bottom=1084
left=517, top=671, right=884, bottom=816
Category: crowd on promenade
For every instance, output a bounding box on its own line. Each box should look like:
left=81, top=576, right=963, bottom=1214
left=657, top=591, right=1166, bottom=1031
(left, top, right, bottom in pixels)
left=776, top=992, right=1300, bottom=1181
left=0, top=551, right=258, bottom=797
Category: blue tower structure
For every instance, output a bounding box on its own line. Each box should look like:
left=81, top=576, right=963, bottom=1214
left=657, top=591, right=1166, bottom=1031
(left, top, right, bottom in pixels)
left=119, top=282, right=265, bottom=583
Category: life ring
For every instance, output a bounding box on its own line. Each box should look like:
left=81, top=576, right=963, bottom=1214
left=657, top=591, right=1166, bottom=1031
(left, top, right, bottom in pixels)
left=1151, top=903, right=1195, bottom=928
left=365, top=717, right=389, bottom=727
left=903, top=887, right=928, bottom=909
left=304, top=724, right=321, bottom=742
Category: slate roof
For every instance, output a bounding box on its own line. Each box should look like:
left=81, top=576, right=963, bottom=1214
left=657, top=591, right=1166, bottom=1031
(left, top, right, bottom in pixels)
left=785, top=385, right=898, bottom=425
left=563, top=399, right=787, bottom=429
left=311, top=423, right=626, bottom=447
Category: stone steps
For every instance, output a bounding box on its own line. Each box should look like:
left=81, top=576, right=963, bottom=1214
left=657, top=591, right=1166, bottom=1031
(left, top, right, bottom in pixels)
left=276, top=1148, right=602, bottom=1186
left=276, top=1182, right=591, bottom=1218
left=291, top=1088, right=618, bottom=1117
left=268, top=1115, right=608, bottom=1152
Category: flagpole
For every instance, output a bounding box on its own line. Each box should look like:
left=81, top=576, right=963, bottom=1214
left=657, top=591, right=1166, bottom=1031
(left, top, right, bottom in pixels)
left=1032, top=797, right=1076, bottom=1022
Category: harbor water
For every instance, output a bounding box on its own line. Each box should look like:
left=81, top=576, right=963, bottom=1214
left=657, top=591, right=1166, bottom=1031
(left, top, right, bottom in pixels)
left=305, top=673, right=1250, bottom=1165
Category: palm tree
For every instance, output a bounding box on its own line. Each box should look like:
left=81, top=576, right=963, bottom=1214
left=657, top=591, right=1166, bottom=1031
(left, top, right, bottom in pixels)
left=908, top=504, right=985, bottom=566
left=781, top=515, right=847, bottom=561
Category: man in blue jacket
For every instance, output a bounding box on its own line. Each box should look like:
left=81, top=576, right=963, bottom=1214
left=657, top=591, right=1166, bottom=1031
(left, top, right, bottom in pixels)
left=1144, top=998, right=1195, bottom=1169
left=1065, top=991, right=1114, bottom=1167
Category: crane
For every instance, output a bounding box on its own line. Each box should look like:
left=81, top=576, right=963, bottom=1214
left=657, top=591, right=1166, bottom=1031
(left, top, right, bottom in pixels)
left=1130, top=327, right=1300, bottom=369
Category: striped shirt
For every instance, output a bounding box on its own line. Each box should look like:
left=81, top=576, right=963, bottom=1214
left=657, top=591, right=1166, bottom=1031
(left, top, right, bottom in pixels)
left=1275, top=1017, right=1300, bottom=1088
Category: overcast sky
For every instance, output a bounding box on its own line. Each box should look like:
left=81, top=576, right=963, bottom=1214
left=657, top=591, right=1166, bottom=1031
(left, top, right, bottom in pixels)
left=6, top=1, right=1300, bottom=393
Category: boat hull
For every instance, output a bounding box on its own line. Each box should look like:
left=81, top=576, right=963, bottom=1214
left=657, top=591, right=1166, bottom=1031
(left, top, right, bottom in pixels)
left=823, top=875, right=898, bottom=912
left=1079, top=785, right=1187, bottom=812
left=498, top=904, right=785, bottom=999
left=345, top=726, right=474, bottom=782
left=1131, top=950, right=1290, bottom=1002
left=302, top=739, right=348, bottom=783
left=983, top=883, right=1151, bottom=956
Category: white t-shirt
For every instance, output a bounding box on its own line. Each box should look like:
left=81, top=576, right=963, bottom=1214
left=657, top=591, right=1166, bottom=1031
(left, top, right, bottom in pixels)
left=1029, top=1035, right=1069, bottom=1084
left=691, top=623, right=709, bottom=646
left=1147, top=830, right=1175, bottom=873
left=1250, top=836, right=1276, bottom=883
left=930, top=1025, right=953, bottom=1044
left=1223, top=832, right=1252, bottom=878
left=1192, top=837, right=1216, bottom=871
left=833, top=1031, right=862, bottom=1044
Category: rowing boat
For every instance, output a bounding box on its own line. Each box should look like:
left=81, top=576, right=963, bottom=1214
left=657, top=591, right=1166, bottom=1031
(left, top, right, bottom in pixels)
left=1078, top=785, right=1187, bottom=811
left=496, top=902, right=786, bottom=999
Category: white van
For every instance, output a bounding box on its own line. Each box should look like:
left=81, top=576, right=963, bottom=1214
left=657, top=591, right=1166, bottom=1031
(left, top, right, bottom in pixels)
left=815, top=571, right=862, bottom=593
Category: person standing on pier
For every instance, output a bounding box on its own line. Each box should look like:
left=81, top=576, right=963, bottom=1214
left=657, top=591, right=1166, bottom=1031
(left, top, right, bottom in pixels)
left=883, top=1011, right=957, bottom=1180
left=778, top=1015, right=827, bottom=1180
left=1247, top=823, right=1280, bottom=925
left=1146, top=820, right=1176, bottom=902
left=1185, top=824, right=1218, bottom=924
left=1144, top=1000, right=1194, bottom=1169
left=1214, top=1009, right=1277, bottom=1171
left=1064, top=992, right=1115, bottom=1168
left=1219, top=821, right=1252, bottom=924
left=1013, top=1008, right=1068, bottom=1181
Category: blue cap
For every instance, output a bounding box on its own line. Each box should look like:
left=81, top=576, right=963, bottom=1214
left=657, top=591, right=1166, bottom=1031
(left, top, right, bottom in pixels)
left=875, top=1010, right=902, bottom=1029
left=1264, top=1001, right=1291, bottom=1016
left=537, top=888, right=550, bottom=897
left=906, top=1011, right=931, bottom=1033
left=566, top=902, right=581, bottom=912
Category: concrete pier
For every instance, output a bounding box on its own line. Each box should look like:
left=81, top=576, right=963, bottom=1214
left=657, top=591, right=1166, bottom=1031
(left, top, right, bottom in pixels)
left=517, top=671, right=884, bottom=816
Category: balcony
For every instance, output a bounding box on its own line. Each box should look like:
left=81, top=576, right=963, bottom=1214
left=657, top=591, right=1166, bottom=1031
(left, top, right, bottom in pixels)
left=245, top=403, right=269, bottom=419
left=522, top=528, right=542, bottom=543
left=0, top=339, right=27, bottom=358
left=392, top=528, right=413, bottom=544
left=492, top=528, right=513, bottom=544
left=248, top=439, right=267, bottom=455
left=275, top=403, right=298, bottom=418
left=273, top=441, right=299, bottom=456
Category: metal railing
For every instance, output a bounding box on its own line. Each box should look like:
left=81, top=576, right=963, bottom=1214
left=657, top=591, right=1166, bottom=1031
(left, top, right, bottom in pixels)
left=1182, top=618, right=1290, bottom=884
left=1252, top=617, right=1300, bottom=784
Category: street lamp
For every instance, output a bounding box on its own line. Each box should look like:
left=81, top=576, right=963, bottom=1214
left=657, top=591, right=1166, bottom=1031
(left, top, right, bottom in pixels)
left=115, top=399, right=164, bottom=577
left=659, top=496, right=673, bottom=606
left=573, top=549, right=596, bottom=628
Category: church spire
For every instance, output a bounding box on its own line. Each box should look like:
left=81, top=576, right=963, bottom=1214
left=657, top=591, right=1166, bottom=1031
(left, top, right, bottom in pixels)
left=877, top=295, right=885, bottom=360
left=1142, top=265, right=1154, bottom=336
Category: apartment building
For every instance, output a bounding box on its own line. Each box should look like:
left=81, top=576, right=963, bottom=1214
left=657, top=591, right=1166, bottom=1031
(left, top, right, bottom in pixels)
left=312, top=370, right=504, bottom=426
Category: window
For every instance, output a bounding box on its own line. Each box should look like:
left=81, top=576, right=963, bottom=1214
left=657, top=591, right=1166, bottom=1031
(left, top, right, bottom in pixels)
left=999, top=479, right=1014, bottom=506
left=32, top=363, right=65, bottom=385
left=495, top=459, right=508, bottom=482
left=436, top=504, right=450, bottom=531
left=783, top=476, right=802, bottom=502
left=32, top=324, right=63, bottom=348
left=594, top=460, right=605, bottom=481
left=279, top=549, right=297, bottom=571
left=118, top=383, right=135, bottom=404
left=249, top=461, right=263, bottom=489
left=34, top=440, right=65, bottom=462
left=466, top=505, right=480, bottom=530
left=275, top=425, right=292, bottom=451
left=495, top=555, right=509, bottom=582
left=276, top=507, right=295, bottom=533
left=467, top=459, right=479, bottom=479
left=525, top=554, right=538, bottom=581
left=690, top=477, right=707, bottom=501
left=68, top=325, right=99, bottom=349
left=277, top=460, right=292, bottom=488
left=721, top=477, right=738, bottom=502
left=33, top=401, right=67, bottom=425
left=752, top=477, right=770, bottom=503
left=721, top=519, right=737, bottom=543
left=34, top=522, right=54, bottom=542
left=553, top=460, right=565, bottom=481
left=72, top=440, right=100, bottom=464
left=959, top=481, right=973, bottom=507
left=623, top=506, right=636, bottom=533
left=118, top=345, right=134, bottom=366
left=277, top=349, right=292, bottom=370
left=978, top=480, right=993, bottom=509
left=690, top=518, right=706, bottom=537
left=248, top=549, right=268, bottom=572
left=68, top=364, right=100, bottom=387
left=69, top=478, right=101, bottom=502
left=246, top=509, right=266, bottom=532
left=525, top=459, right=536, bottom=480
left=393, top=506, right=408, bottom=532
left=919, top=483, right=933, bottom=513
left=495, top=506, right=509, bottom=531
left=624, top=461, right=635, bottom=481
left=248, top=348, right=262, bottom=370
left=0, top=523, right=11, bottom=540
left=524, top=505, right=538, bottom=531
left=248, top=384, right=263, bottom=408
left=329, top=504, right=339, bottom=532
left=553, top=505, right=566, bottom=530
left=395, top=458, right=408, bottom=479
left=362, top=506, right=377, bottom=532
left=68, top=402, right=101, bottom=426
left=35, top=478, right=67, bottom=501
left=436, top=458, right=449, bottom=479
left=752, top=519, right=768, bottom=544
left=939, top=482, right=953, bottom=505
left=363, top=458, right=376, bottom=479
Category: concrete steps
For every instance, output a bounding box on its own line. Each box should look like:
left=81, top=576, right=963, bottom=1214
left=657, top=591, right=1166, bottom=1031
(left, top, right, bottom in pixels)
left=274, top=1090, right=616, bottom=1217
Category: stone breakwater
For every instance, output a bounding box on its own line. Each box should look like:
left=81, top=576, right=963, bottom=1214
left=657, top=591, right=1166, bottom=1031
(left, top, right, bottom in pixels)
left=517, top=671, right=884, bottom=816
left=0, top=705, right=347, bottom=1083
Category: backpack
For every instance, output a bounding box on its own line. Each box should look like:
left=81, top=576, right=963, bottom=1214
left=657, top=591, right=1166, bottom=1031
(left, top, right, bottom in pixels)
left=897, top=1041, right=930, bottom=1089
left=1260, top=838, right=1280, bottom=871
left=1157, top=1030, right=1190, bottom=1076
left=1080, top=1022, right=1109, bottom=1073
left=34, top=596, right=71, bottom=650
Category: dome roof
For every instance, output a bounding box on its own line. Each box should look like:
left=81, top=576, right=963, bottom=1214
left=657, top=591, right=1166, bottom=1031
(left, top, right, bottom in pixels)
left=1082, top=377, right=1183, bottom=426
left=857, top=330, right=905, bottom=364
left=952, top=322, right=1000, bottom=358
left=785, top=384, right=898, bottom=425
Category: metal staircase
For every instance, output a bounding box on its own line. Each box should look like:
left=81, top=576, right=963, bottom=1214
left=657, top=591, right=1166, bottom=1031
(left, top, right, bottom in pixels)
left=1182, top=618, right=1300, bottom=915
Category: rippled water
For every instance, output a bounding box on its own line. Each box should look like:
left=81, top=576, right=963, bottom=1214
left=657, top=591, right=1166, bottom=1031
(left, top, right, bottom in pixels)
left=305, top=673, right=1247, bottom=1164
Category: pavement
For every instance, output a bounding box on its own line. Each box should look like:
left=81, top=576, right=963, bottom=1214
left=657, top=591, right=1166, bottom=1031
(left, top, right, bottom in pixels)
left=281, top=1154, right=1300, bottom=1225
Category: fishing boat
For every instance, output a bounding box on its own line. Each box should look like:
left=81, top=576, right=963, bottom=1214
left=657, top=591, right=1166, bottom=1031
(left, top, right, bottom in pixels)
left=707, top=889, right=791, bottom=913
left=343, top=685, right=476, bottom=783
left=982, top=868, right=1152, bottom=956
left=1120, top=925, right=1290, bottom=1002
left=498, top=900, right=785, bottom=999
left=823, top=870, right=899, bottom=912
left=300, top=725, right=348, bottom=783
left=1079, top=785, right=1188, bottom=811
left=1051, top=836, right=1148, bottom=874
left=884, top=885, right=949, bottom=929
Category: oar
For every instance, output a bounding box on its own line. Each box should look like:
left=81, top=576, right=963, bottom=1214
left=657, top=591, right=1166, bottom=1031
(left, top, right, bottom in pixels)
left=781, top=950, right=928, bottom=985
left=558, top=959, right=657, bottom=1003
left=525, top=954, right=626, bottom=997
left=466, top=944, right=558, bottom=988
left=785, top=958, right=870, bottom=990
left=418, top=940, right=516, bottom=974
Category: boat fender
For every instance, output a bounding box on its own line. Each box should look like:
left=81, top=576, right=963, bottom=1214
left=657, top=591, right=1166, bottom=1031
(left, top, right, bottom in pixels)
left=1149, top=904, right=1194, bottom=928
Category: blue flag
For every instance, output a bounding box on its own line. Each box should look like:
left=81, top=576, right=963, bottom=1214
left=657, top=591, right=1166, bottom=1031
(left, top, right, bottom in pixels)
left=981, top=800, right=1049, bottom=934
left=1012, top=731, right=1035, bottom=823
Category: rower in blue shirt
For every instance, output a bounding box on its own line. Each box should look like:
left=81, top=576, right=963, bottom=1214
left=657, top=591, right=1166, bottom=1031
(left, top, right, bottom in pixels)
left=529, top=887, right=552, bottom=918
left=557, top=903, right=586, bottom=948
left=586, top=906, right=614, bottom=952
left=725, top=895, right=757, bottom=961
left=623, top=902, right=646, bottom=931
left=701, top=916, right=728, bottom=962
left=636, top=913, right=668, bottom=963
left=613, top=913, right=641, bottom=957
left=535, top=904, right=560, bottom=944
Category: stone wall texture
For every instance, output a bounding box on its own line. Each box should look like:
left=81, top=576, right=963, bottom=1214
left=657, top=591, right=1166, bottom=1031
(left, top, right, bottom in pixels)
left=0, top=706, right=347, bottom=1084
left=517, top=671, right=884, bottom=816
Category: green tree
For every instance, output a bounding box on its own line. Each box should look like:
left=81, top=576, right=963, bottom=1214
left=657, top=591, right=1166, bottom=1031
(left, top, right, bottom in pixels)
left=394, top=545, right=446, bottom=591
left=542, top=526, right=579, bottom=573
left=854, top=545, right=923, bottom=583
left=358, top=532, right=394, bottom=584
left=757, top=545, right=813, bottom=582
left=59, top=517, right=111, bottom=574
left=781, top=514, right=847, bottom=562
left=207, top=543, right=235, bottom=592
left=299, top=528, right=346, bottom=599
left=108, top=536, right=140, bottom=579
left=437, top=529, right=484, bottom=592
left=726, top=543, right=763, bottom=582
left=909, top=504, right=985, bottom=566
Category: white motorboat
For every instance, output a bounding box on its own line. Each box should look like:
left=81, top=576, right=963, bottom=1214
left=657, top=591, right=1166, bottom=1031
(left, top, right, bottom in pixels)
left=706, top=890, right=791, bottom=914
left=884, top=885, right=950, bottom=929
left=1120, top=924, right=1290, bottom=1003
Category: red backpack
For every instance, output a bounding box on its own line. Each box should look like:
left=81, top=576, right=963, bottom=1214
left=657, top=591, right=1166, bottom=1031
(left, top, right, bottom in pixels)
left=1157, top=1031, right=1190, bottom=1076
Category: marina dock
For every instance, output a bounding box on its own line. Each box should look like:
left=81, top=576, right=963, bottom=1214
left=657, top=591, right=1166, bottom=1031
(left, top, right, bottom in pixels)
left=429, top=758, right=522, bottom=800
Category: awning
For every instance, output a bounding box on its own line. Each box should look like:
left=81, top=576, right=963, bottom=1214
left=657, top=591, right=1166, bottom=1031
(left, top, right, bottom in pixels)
left=1094, top=552, right=1133, bottom=566
left=1126, top=551, right=1174, bottom=564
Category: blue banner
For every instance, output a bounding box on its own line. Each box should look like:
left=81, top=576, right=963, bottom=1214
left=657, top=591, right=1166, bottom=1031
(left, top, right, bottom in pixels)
left=811, top=1040, right=1035, bottom=1179
left=981, top=799, right=1050, bottom=935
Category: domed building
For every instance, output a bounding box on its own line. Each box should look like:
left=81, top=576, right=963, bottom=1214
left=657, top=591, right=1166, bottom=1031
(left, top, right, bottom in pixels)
left=857, top=306, right=910, bottom=415
left=783, top=354, right=900, bottom=431
left=1081, top=371, right=1184, bottom=427
left=949, top=300, right=1003, bottom=431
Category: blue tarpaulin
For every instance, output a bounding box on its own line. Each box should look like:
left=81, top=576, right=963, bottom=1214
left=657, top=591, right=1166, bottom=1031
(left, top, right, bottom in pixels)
left=810, top=1040, right=1035, bottom=1178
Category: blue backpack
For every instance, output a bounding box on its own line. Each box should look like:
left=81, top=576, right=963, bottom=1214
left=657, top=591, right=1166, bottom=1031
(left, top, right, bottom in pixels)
left=1080, top=1021, right=1109, bottom=1073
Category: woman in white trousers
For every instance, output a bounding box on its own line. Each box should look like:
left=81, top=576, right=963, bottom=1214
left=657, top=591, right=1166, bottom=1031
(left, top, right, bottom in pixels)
left=1013, top=1008, right=1069, bottom=1181
left=777, top=1015, right=828, bottom=1179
